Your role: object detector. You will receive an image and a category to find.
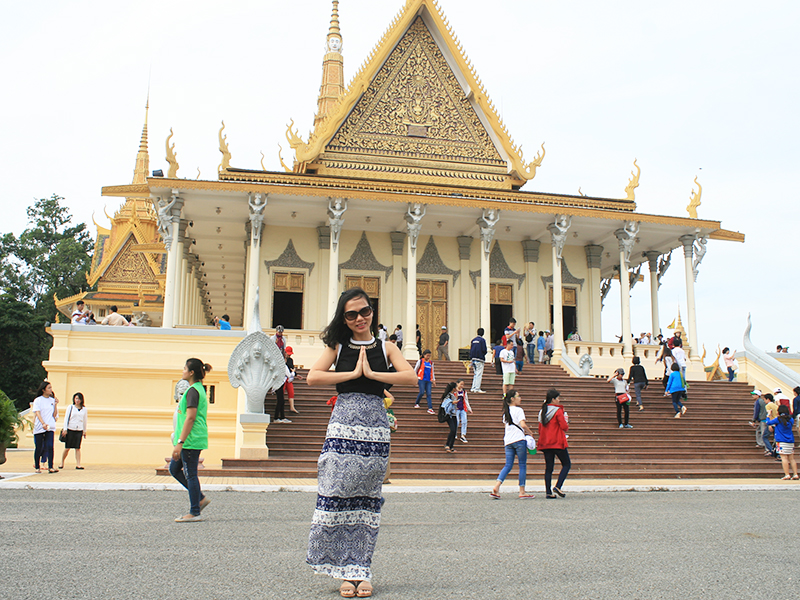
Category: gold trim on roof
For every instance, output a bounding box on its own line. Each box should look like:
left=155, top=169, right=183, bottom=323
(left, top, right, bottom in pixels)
left=286, top=0, right=545, bottom=184
left=166, top=128, right=179, bottom=179
left=625, top=159, right=640, bottom=201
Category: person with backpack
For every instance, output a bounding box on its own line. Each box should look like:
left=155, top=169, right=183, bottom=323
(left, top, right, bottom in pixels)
left=524, top=322, right=536, bottom=364
left=414, top=350, right=436, bottom=414
left=665, top=362, right=687, bottom=418
left=765, top=405, right=798, bottom=479
left=489, top=391, right=536, bottom=499
left=538, top=388, right=571, bottom=498
left=439, top=382, right=459, bottom=453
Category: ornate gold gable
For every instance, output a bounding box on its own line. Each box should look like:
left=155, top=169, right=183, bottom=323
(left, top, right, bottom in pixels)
left=287, top=0, right=544, bottom=189
left=101, top=236, right=159, bottom=285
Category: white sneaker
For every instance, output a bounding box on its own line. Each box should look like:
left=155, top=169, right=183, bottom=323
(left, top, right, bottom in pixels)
left=460, top=436, right=468, bottom=443
left=476, top=390, right=487, bottom=394
left=282, top=419, right=292, bottom=423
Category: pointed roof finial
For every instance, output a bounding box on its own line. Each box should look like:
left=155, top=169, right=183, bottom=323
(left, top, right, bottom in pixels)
left=132, top=92, right=150, bottom=184
left=328, top=0, right=341, bottom=40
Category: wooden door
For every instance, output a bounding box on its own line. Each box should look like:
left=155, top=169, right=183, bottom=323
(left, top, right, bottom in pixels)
left=416, top=280, right=447, bottom=353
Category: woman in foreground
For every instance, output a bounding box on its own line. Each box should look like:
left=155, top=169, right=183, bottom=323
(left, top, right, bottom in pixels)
left=490, top=391, right=536, bottom=499
left=538, top=388, right=571, bottom=498
left=306, top=288, right=416, bottom=598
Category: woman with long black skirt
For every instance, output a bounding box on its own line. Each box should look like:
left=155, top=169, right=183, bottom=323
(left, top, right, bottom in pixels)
left=306, top=287, right=416, bottom=598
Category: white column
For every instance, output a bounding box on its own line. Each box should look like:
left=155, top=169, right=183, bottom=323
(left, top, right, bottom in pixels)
left=457, top=236, right=473, bottom=348
left=161, top=193, right=184, bottom=329
left=584, top=244, right=603, bottom=342
left=522, top=239, right=540, bottom=335
left=645, top=251, right=661, bottom=337
left=615, top=222, right=639, bottom=358
left=680, top=235, right=700, bottom=358
left=178, top=253, right=188, bottom=325
left=327, top=198, right=347, bottom=321
left=317, top=226, right=331, bottom=329
left=404, top=203, right=425, bottom=359
left=477, top=209, right=499, bottom=344
left=390, top=232, right=405, bottom=336
left=548, top=216, right=570, bottom=360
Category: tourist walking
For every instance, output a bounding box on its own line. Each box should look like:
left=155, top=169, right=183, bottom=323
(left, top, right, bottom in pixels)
left=437, top=325, right=450, bottom=361
left=538, top=388, right=571, bottom=498
left=414, top=350, right=436, bottom=413
left=671, top=339, right=687, bottom=380
left=722, top=347, right=737, bottom=382
left=751, top=390, right=774, bottom=455
left=440, top=382, right=459, bottom=453
left=393, top=324, right=403, bottom=350
left=469, top=328, right=487, bottom=393
left=493, top=340, right=504, bottom=375
left=766, top=405, right=798, bottom=479
left=490, top=391, right=535, bottom=499
left=524, top=322, right=536, bottom=364
left=169, top=358, right=212, bottom=522
left=515, top=338, right=525, bottom=374
left=306, top=287, right=416, bottom=597
left=608, top=369, right=633, bottom=428
left=454, top=379, right=472, bottom=443
left=32, top=381, right=59, bottom=473
left=500, top=340, right=517, bottom=395
left=285, top=346, right=302, bottom=414
left=544, top=331, right=554, bottom=363
left=537, top=330, right=546, bottom=364
left=58, top=392, right=87, bottom=469
left=627, top=357, right=648, bottom=411
left=656, top=344, right=675, bottom=390
left=665, top=363, right=687, bottom=418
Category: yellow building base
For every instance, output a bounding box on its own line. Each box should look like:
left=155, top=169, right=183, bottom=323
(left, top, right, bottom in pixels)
left=238, top=414, right=271, bottom=459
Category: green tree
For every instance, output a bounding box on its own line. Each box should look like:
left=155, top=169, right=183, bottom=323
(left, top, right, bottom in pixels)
left=0, top=194, right=93, bottom=320
left=0, top=195, right=93, bottom=408
left=0, top=296, right=49, bottom=410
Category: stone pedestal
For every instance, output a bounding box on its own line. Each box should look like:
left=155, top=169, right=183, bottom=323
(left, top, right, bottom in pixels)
left=237, top=413, right=271, bottom=459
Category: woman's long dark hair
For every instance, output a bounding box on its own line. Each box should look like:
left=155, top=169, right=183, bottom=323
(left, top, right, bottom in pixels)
left=778, top=404, right=792, bottom=427
left=321, top=287, right=377, bottom=348
left=540, top=388, right=560, bottom=425
left=502, top=391, right=518, bottom=425
left=72, top=392, right=85, bottom=408
left=439, top=381, right=458, bottom=403
left=35, top=381, right=51, bottom=397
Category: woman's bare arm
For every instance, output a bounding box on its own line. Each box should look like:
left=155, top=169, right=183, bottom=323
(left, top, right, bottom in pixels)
left=306, top=346, right=363, bottom=386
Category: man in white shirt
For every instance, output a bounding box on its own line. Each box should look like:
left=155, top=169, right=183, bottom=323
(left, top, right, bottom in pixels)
left=71, top=300, right=88, bottom=325
left=671, top=340, right=687, bottom=379
left=500, top=340, right=517, bottom=395
left=100, top=305, right=129, bottom=326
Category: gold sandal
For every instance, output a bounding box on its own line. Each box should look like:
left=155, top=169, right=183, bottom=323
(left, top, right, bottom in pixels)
left=356, top=581, right=373, bottom=598
left=339, top=581, right=357, bottom=598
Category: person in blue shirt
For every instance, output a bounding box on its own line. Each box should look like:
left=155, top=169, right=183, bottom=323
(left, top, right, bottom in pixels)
left=414, top=350, right=436, bottom=413
left=216, top=314, right=231, bottom=330
left=665, top=363, right=687, bottom=418
left=766, top=405, right=798, bottom=479
left=536, top=331, right=546, bottom=364
left=469, top=328, right=488, bottom=393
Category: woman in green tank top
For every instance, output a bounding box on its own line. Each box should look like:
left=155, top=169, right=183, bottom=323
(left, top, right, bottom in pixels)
left=169, top=358, right=212, bottom=522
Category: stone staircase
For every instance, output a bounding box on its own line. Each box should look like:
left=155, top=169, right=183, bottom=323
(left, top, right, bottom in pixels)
left=159, top=361, right=783, bottom=480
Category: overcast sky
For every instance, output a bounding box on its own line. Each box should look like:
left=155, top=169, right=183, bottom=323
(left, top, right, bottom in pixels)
left=2, top=0, right=798, bottom=355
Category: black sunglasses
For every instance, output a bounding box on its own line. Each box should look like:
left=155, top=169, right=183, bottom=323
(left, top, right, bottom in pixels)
left=344, top=306, right=373, bottom=321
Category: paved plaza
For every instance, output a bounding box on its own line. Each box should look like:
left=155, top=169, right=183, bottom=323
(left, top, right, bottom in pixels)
left=1, top=486, right=797, bottom=600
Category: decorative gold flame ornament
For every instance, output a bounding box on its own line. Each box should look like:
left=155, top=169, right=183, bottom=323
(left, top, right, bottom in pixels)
left=687, top=176, right=702, bottom=218
left=625, top=159, right=640, bottom=201
left=218, top=121, right=231, bottom=174
left=165, top=128, right=179, bottom=178
left=277, top=145, right=291, bottom=172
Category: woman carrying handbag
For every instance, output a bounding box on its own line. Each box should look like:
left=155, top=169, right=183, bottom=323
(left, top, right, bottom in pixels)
left=59, top=392, right=88, bottom=469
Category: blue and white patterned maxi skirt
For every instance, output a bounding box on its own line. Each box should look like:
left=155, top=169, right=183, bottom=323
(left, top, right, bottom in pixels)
left=307, top=392, right=390, bottom=581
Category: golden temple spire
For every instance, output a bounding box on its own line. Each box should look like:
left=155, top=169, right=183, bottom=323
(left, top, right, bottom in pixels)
left=132, top=95, right=150, bottom=184
left=314, top=0, right=345, bottom=128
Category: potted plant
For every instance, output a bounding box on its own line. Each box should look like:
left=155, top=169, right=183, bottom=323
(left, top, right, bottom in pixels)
left=0, top=390, right=27, bottom=467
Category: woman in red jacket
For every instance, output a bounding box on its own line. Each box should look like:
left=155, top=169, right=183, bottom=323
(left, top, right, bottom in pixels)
left=538, top=388, right=571, bottom=498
